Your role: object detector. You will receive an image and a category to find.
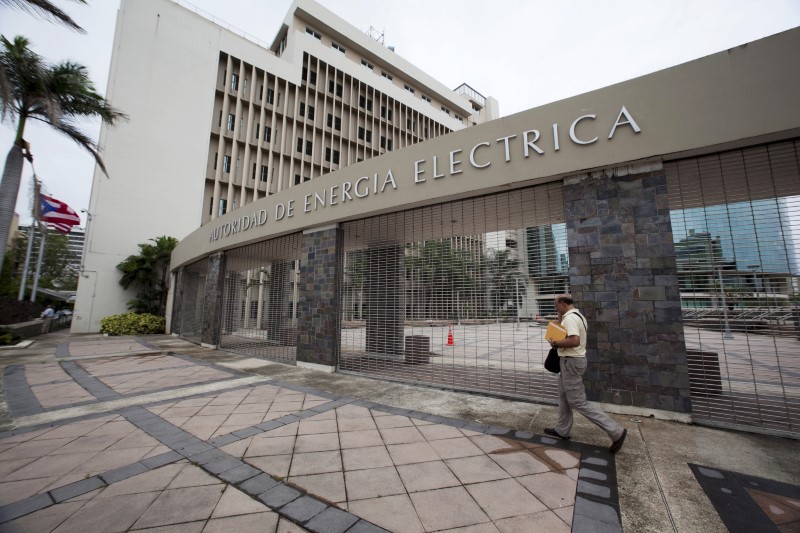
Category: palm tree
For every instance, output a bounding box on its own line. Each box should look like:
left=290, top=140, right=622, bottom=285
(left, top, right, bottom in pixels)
left=0, top=35, right=125, bottom=275
left=0, top=0, right=87, bottom=32
left=0, top=1, right=86, bottom=110
left=117, top=236, right=179, bottom=315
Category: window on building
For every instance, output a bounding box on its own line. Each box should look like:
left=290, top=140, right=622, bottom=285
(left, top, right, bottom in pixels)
left=328, top=81, right=343, bottom=97
left=259, top=85, right=263, bottom=100
left=305, top=140, right=313, bottom=156
left=223, top=155, right=231, bottom=173
left=218, top=110, right=222, bottom=127
left=231, top=73, right=239, bottom=91
left=299, top=102, right=306, bottom=116
left=361, top=58, right=373, bottom=70
left=380, top=136, right=393, bottom=150
left=327, top=113, right=342, bottom=131
left=260, top=165, right=268, bottom=182
left=219, top=198, right=227, bottom=216
left=264, top=125, right=271, bottom=142
left=381, top=106, right=393, bottom=121
left=266, top=88, right=274, bottom=105
left=227, top=114, right=235, bottom=131
left=294, top=174, right=301, bottom=185
left=301, top=67, right=317, bottom=85
left=251, top=162, right=256, bottom=179
left=209, top=196, right=214, bottom=215
left=255, top=123, right=259, bottom=139
left=456, top=115, right=463, bottom=122
left=359, top=95, right=373, bottom=112
left=305, top=27, right=321, bottom=40
left=243, top=78, right=248, bottom=92
left=381, top=71, right=393, bottom=81
left=380, top=136, right=386, bottom=149
left=213, top=152, right=218, bottom=170
left=406, top=118, right=416, bottom=130
left=358, top=126, right=372, bottom=142
left=297, top=138, right=303, bottom=153
left=307, top=105, right=315, bottom=120
left=332, top=42, right=346, bottom=53
left=325, top=147, right=340, bottom=164
left=441, top=106, right=450, bottom=115
left=404, top=84, right=415, bottom=94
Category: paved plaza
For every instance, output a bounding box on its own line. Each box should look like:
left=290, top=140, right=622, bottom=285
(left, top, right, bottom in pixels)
left=0, top=332, right=797, bottom=532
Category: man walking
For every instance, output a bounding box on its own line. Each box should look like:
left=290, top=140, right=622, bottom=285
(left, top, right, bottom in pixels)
left=545, top=294, right=627, bottom=453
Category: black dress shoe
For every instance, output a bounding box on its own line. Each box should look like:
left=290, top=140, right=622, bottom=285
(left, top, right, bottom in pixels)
left=544, top=428, right=570, bottom=440
left=609, top=428, right=627, bottom=453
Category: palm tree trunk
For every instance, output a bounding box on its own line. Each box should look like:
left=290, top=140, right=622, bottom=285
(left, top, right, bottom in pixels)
left=0, top=143, right=25, bottom=277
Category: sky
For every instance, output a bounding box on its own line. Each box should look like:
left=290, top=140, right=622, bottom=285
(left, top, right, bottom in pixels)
left=1, top=0, right=799, bottom=227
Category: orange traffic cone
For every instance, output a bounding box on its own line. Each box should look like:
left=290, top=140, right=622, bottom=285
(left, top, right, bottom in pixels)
left=447, top=325, right=454, bottom=346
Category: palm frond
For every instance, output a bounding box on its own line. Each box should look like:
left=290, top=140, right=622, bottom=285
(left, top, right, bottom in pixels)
left=0, top=0, right=87, bottom=33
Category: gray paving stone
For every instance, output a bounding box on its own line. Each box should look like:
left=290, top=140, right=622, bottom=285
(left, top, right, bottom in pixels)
left=203, top=455, right=244, bottom=475
left=257, top=484, right=301, bottom=509
left=577, top=479, right=612, bottom=499
left=344, top=519, right=391, bottom=533
left=574, top=496, right=621, bottom=525
left=583, top=456, right=610, bottom=466
left=304, top=506, right=360, bottom=533
left=485, top=426, right=509, bottom=435
left=280, top=495, right=327, bottom=524
left=255, top=420, right=283, bottom=432
left=218, top=464, right=260, bottom=485
left=461, top=422, right=490, bottom=433
left=571, top=513, right=623, bottom=533
left=209, top=433, right=241, bottom=447
left=0, top=492, right=53, bottom=524
left=277, top=414, right=300, bottom=424
left=296, top=410, right=319, bottom=419
left=580, top=468, right=609, bottom=482
left=141, top=450, right=182, bottom=469
left=514, top=430, right=534, bottom=439
left=238, top=473, right=281, bottom=496
left=101, top=461, right=150, bottom=484
left=191, top=449, right=228, bottom=466
left=50, top=476, right=106, bottom=503
left=177, top=442, right=215, bottom=457
left=232, top=426, right=262, bottom=438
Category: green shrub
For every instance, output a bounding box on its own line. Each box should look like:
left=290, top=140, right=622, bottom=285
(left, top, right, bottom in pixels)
left=0, top=332, right=22, bottom=346
left=100, top=313, right=165, bottom=336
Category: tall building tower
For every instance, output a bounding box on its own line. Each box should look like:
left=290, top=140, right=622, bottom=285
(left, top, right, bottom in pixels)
left=73, top=0, right=497, bottom=332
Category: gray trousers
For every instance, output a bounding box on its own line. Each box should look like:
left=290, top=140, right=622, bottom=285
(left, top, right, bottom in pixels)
left=555, top=357, right=624, bottom=441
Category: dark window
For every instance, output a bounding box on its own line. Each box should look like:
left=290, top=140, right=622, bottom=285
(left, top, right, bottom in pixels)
left=297, top=138, right=303, bottom=153
left=231, top=73, right=239, bottom=91
left=255, top=123, right=259, bottom=139
left=251, top=162, right=256, bottom=179
left=266, top=88, right=274, bottom=104
left=295, top=174, right=301, bottom=185
left=213, top=152, right=217, bottom=170
left=325, top=148, right=340, bottom=164
left=308, top=105, right=315, bottom=120
left=260, top=165, right=268, bottom=182
left=223, top=155, right=231, bottom=173
left=264, top=126, right=271, bottom=143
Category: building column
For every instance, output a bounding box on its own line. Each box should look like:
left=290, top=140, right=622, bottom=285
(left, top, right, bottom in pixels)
left=170, top=268, right=185, bottom=335
left=364, top=242, right=404, bottom=358
left=296, top=225, right=343, bottom=370
left=201, top=252, right=226, bottom=348
left=564, top=163, right=691, bottom=413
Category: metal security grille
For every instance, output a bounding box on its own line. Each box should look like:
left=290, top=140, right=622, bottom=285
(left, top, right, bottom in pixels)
left=218, top=233, right=302, bottom=362
left=339, top=183, right=568, bottom=402
left=178, top=259, right=208, bottom=344
left=667, top=140, right=800, bottom=437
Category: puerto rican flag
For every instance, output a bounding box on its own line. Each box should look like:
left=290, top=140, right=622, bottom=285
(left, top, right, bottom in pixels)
left=39, top=194, right=81, bottom=234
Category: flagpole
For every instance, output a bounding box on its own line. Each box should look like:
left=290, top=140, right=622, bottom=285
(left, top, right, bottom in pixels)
left=30, top=221, right=46, bottom=302
left=18, top=176, right=41, bottom=301
left=17, top=224, right=35, bottom=301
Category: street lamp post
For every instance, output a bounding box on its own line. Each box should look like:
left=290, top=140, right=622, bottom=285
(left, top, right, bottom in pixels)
left=715, top=265, right=734, bottom=339
left=515, top=278, right=521, bottom=330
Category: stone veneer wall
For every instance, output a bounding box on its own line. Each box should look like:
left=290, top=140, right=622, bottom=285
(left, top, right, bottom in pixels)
left=563, top=164, right=691, bottom=413
left=201, top=252, right=225, bottom=347
left=297, top=227, right=343, bottom=367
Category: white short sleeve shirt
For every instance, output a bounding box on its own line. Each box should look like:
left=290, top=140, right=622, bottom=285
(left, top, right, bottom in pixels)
left=559, top=309, right=587, bottom=357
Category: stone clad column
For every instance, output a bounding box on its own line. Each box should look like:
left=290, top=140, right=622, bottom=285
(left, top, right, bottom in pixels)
left=201, top=252, right=226, bottom=348
left=563, top=162, right=691, bottom=413
left=170, top=268, right=185, bottom=335
left=296, top=225, right=343, bottom=370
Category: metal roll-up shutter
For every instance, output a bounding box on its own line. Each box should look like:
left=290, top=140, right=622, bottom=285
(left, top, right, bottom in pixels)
left=339, top=181, right=568, bottom=402
left=218, top=233, right=302, bottom=362
left=178, top=259, right=208, bottom=344
left=666, top=139, right=800, bottom=437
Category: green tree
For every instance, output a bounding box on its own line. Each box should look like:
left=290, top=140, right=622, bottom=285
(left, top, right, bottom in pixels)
left=483, top=248, right=526, bottom=317
left=116, top=236, right=178, bottom=316
left=0, top=35, right=126, bottom=275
